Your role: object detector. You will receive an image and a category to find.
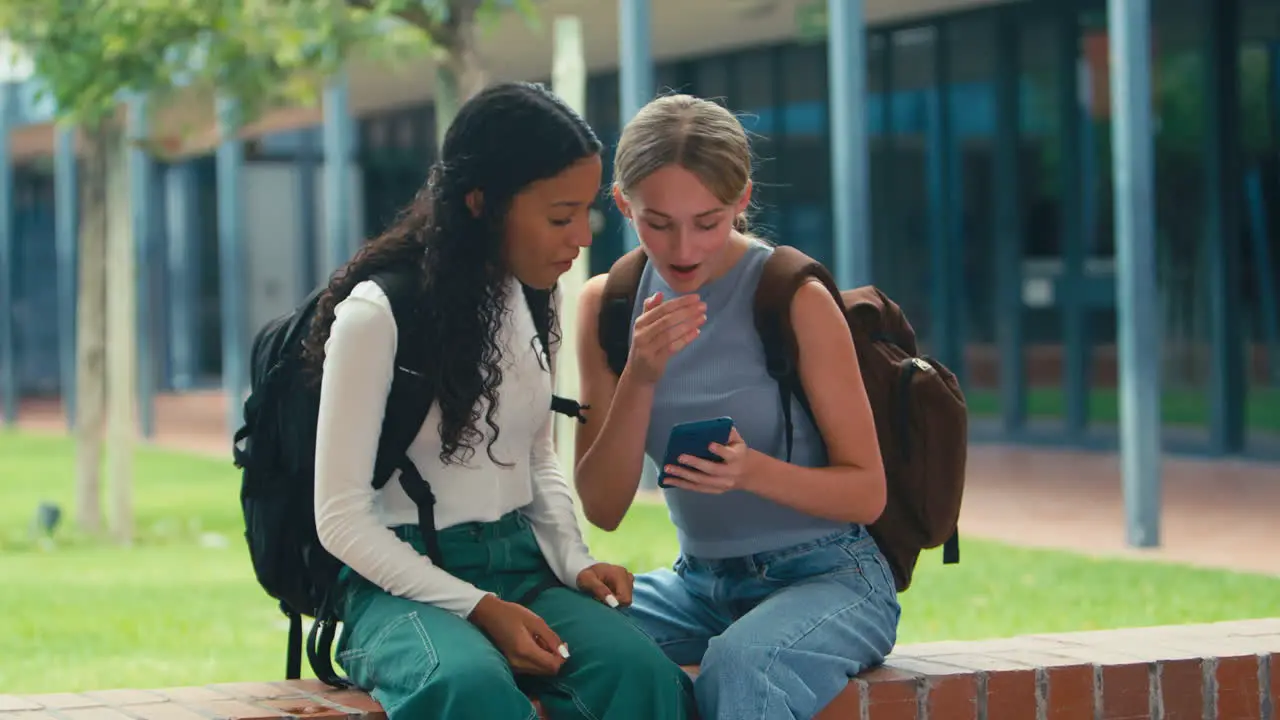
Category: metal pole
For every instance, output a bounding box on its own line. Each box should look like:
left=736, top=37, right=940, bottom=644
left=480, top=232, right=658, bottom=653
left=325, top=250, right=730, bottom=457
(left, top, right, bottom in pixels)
left=323, top=73, right=353, bottom=274
left=55, top=124, right=78, bottom=427
left=827, top=0, right=871, bottom=288
left=1107, top=0, right=1162, bottom=548
left=164, top=162, right=199, bottom=390
left=216, top=96, right=248, bottom=437
left=618, top=0, right=652, bottom=250
left=0, top=81, right=13, bottom=426
left=297, top=129, right=319, bottom=292
left=618, top=0, right=653, bottom=124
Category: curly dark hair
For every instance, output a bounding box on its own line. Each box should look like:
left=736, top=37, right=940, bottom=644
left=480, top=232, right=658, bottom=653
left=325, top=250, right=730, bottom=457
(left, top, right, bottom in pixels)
left=301, top=81, right=602, bottom=466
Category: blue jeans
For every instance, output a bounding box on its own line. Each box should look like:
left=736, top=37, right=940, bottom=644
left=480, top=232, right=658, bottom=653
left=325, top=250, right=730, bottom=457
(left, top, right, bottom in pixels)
left=625, top=525, right=901, bottom=720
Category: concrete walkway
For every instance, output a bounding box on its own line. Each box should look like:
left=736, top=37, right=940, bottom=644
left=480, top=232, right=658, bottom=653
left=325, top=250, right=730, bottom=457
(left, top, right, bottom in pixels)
left=14, top=391, right=1280, bottom=577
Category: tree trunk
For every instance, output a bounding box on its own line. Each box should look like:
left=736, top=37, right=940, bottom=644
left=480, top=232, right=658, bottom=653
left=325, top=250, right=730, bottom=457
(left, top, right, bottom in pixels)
left=433, top=0, right=487, bottom=151
left=103, top=121, right=135, bottom=546
left=74, top=123, right=109, bottom=536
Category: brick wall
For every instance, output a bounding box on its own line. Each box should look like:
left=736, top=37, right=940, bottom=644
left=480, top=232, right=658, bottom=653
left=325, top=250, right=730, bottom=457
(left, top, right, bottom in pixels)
left=3, top=619, right=1276, bottom=720
left=821, top=618, right=1278, bottom=720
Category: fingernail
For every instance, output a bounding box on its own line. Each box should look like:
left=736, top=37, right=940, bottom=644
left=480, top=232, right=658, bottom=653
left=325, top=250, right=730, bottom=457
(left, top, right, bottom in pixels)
left=605, top=594, right=620, bottom=608
left=558, top=643, right=571, bottom=659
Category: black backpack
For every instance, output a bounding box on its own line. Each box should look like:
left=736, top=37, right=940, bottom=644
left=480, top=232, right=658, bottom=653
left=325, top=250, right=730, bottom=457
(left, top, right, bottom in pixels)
left=233, top=268, right=584, bottom=688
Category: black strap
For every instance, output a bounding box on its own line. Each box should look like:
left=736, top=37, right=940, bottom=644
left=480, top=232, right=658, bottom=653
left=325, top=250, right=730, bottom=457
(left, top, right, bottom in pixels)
left=284, top=607, right=302, bottom=680
left=943, top=532, right=960, bottom=564
left=307, top=624, right=346, bottom=687
left=396, top=457, right=443, bottom=566
left=370, top=269, right=437, bottom=491
left=521, top=284, right=590, bottom=423
left=552, top=395, right=589, bottom=423
left=521, top=284, right=554, bottom=364
left=514, top=577, right=564, bottom=608
left=305, top=593, right=349, bottom=688
left=777, top=380, right=795, bottom=464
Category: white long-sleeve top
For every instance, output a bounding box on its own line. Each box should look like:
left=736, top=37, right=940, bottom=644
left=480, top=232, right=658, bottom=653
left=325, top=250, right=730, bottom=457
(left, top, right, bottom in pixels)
left=313, top=275, right=596, bottom=619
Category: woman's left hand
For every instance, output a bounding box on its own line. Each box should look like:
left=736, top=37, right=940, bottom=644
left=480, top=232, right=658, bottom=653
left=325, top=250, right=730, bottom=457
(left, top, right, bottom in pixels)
left=576, top=563, right=634, bottom=608
left=662, top=428, right=754, bottom=495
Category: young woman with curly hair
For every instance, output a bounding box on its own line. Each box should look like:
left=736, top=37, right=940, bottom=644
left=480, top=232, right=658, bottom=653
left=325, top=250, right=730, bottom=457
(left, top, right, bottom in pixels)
left=304, top=81, right=695, bottom=720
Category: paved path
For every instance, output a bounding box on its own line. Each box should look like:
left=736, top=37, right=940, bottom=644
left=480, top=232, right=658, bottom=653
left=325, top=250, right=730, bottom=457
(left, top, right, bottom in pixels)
left=14, top=391, right=1280, bottom=577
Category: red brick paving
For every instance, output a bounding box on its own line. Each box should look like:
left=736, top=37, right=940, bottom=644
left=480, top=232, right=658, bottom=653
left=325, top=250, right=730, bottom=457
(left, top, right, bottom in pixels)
left=12, top=390, right=1280, bottom=576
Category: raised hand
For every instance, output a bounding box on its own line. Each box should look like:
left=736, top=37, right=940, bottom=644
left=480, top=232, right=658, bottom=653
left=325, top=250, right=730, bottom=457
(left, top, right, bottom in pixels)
left=627, top=292, right=706, bottom=384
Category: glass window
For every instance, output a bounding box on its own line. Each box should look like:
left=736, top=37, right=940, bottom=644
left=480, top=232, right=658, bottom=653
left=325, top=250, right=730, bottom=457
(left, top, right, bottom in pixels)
left=777, top=43, right=831, bottom=265
left=586, top=72, right=628, bottom=277
left=1240, top=0, right=1280, bottom=451
left=655, top=62, right=686, bottom=97
left=948, top=16, right=997, bottom=349
left=882, top=25, right=936, bottom=333
left=783, top=42, right=827, bottom=107
left=724, top=49, right=782, bottom=241
left=694, top=56, right=731, bottom=102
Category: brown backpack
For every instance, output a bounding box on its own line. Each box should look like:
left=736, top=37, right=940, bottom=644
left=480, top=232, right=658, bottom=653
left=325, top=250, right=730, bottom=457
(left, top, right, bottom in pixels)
left=597, top=245, right=968, bottom=592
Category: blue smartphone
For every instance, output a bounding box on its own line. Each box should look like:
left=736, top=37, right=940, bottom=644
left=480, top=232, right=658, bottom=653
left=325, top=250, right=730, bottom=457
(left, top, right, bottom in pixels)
left=657, top=417, right=735, bottom=488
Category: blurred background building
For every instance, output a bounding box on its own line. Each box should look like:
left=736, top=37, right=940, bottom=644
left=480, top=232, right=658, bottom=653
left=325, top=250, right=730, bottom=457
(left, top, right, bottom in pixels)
left=3, top=0, right=1279, bottom=460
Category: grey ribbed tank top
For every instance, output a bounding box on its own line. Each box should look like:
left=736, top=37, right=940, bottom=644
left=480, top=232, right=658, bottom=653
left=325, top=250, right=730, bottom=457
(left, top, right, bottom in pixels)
left=633, top=239, right=848, bottom=559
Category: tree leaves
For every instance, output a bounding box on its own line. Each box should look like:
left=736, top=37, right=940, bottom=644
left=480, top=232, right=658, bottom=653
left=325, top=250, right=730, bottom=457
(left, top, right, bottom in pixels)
left=0, top=0, right=525, bottom=131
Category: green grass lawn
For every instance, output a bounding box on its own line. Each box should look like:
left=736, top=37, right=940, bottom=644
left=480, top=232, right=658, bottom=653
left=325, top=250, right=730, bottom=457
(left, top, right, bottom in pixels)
left=3, top=430, right=1278, bottom=694
left=964, top=385, right=1280, bottom=432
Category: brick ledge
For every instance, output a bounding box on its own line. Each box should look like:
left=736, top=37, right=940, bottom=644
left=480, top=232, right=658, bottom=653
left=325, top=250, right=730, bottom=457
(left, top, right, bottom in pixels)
left=3, top=619, right=1276, bottom=720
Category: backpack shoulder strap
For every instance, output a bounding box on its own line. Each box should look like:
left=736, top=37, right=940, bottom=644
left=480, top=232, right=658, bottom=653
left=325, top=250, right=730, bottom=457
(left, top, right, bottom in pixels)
left=598, top=247, right=649, bottom=377
left=367, top=269, right=435, bottom=490
left=752, top=245, right=845, bottom=462
left=521, top=283, right=555, bottom=363
left=367, top=269, right=446, bottom=563
left=371, top=269, right=425, bottom=355
left=752, top=245, right=845, bottom=381
left=521, top=283, right=589, bottom=423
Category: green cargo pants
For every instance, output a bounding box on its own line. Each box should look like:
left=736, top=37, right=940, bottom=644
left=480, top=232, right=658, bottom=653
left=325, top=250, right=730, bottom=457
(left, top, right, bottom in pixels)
left=334, top=511, right=696, bottom=720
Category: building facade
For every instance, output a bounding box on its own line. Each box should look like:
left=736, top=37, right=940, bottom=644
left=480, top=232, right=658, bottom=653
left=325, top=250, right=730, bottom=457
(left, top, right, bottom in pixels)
left=2, top=0, right=1279, bottom=460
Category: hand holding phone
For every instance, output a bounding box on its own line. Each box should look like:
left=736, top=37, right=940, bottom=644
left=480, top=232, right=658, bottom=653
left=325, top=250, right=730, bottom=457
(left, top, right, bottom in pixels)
left=657, top=417, right=735, bottom=489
